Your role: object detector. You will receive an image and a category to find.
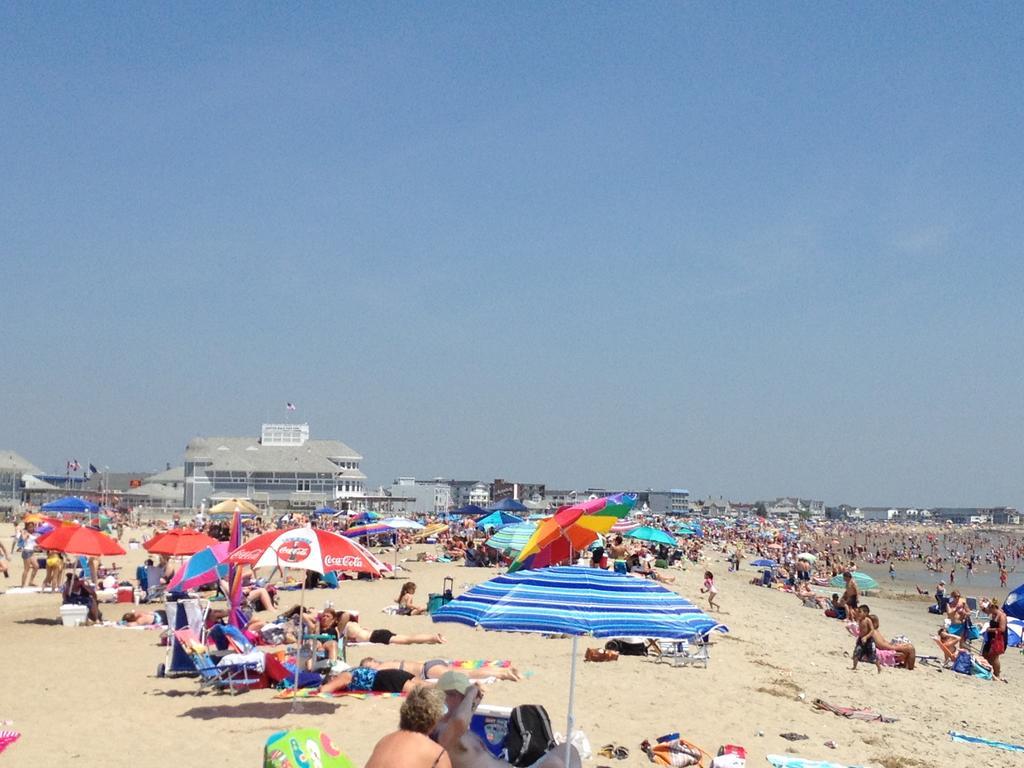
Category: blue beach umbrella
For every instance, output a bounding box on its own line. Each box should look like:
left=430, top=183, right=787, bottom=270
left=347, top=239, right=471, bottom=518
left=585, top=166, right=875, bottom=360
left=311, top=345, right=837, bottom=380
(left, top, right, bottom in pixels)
left=485, top=522, right=538, bottom=554
left=475, top=510, right=523, bottom=529
left=751, top=558, right=778, bottom=568
left=433, top=566, right=726, bottom=764
left=487, top=498, right=529, bottom=513
left=624, top=526, right=676, bottom=547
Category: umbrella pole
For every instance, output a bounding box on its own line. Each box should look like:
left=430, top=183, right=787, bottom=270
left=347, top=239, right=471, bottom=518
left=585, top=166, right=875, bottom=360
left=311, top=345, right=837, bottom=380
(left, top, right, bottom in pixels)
left=293, top=572, right=305, bottom=710
left=565, top=635, right=578, bottom=765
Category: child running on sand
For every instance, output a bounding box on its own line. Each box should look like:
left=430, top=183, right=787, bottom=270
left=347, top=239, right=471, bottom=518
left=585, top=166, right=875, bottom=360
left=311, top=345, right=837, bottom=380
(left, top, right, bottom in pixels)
left=851, top=604, right=881, bottom=674
left=701, top=570, right=720, bottom=611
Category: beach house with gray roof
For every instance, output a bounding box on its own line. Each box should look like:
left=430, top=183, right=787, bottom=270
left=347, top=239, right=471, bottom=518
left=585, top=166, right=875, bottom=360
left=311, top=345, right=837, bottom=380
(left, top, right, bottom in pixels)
left=184, top=423, right=366, bottom=511
left=0, top=450, right=41, bottom=508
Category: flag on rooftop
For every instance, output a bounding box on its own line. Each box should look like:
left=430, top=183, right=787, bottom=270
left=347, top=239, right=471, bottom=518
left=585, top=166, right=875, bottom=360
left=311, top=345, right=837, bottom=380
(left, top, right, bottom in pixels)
left=89, top=463, right=98, bottom=475
left=286, top=402, right=296, bottom=411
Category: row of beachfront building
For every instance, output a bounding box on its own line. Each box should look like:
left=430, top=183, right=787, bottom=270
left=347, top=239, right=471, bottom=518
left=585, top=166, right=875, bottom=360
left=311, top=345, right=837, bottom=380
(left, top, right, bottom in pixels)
left=1, top=422, right=1019, bottom=525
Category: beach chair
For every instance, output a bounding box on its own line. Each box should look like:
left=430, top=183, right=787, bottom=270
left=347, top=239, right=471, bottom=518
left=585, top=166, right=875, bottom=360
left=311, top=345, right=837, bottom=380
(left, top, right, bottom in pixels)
left=648, top=636, right=711, bottom=669
left=173, top=628, right=263, bottom=694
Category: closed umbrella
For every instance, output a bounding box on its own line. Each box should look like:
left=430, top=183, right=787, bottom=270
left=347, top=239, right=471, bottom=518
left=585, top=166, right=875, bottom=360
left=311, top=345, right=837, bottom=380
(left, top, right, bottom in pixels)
left=433, top=566, right=727, bottom=763
left=624, top=526, right=676, bottom=547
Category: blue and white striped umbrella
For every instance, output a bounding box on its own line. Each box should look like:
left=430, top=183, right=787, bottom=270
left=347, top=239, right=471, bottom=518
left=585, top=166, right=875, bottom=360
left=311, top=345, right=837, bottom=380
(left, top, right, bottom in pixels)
left=433, top=565, right=725, bottom=639
left=433, top=566, right=726, bottom=760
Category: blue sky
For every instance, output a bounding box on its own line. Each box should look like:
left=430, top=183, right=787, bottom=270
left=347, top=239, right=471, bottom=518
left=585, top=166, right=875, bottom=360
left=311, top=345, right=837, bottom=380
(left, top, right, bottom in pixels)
left=2, top=3, right=1022, bottom=507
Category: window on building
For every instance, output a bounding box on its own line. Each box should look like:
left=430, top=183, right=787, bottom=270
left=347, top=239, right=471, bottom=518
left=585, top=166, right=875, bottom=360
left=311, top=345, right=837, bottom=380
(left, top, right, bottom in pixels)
left=297, top=479, right=311, bottom=492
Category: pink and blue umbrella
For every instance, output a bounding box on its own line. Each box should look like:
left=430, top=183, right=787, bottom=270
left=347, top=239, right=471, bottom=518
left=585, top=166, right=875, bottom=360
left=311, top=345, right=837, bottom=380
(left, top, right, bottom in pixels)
left=166, top=542, right=230, bottom=592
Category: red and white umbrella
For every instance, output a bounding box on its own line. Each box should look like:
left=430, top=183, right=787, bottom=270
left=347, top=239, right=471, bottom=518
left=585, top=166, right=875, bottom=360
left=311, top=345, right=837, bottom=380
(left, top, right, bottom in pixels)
left=227, top=526, right=384, bottom=576
left=227, top=527, right=384, bottom=700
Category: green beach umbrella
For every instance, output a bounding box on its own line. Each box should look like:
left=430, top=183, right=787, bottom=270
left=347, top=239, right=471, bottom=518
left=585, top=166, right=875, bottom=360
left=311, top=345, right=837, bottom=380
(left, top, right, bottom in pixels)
left=624, top=525, right=677, bottom=546
left=830, top=571, right=879, bottom=591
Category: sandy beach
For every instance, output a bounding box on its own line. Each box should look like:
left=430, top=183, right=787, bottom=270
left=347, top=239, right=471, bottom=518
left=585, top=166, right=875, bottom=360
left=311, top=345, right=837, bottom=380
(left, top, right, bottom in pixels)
left=2, top=523, right=1022, bottom=768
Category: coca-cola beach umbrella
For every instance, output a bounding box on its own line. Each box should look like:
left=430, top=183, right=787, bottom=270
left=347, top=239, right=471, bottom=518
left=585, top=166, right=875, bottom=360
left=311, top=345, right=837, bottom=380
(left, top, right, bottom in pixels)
left=227, top=526, right=384, bottom=575
left=227, top=527, right=383, bottom=698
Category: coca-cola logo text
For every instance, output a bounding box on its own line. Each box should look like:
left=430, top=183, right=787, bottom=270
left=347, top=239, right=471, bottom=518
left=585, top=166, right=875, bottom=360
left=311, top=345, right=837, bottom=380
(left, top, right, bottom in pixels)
left=324, top=554, right=364, bottom=569
left=277, top=539, right=312, bottom=562
left=231, top=548, right=262, bottom=561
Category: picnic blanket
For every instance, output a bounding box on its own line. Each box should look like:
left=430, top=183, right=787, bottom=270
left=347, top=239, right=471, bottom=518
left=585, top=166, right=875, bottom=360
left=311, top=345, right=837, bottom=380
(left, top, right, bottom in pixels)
left=949, top=731, right=1024, bottom=753
left=274, top=689, right=404, bottom=701
left=767, top=756, right=861, bottom=768
left=812, top=698, right=898, bottom=723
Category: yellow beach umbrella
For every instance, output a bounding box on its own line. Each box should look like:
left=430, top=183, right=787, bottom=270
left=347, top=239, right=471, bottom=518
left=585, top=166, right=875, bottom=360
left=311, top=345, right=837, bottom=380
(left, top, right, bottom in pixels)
left=208, top=498, right=259, bottom=515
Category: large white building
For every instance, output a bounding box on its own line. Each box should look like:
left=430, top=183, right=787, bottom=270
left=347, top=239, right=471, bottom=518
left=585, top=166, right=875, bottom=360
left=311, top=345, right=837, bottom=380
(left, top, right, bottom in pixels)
left=184, top=423, right=366, bottom=511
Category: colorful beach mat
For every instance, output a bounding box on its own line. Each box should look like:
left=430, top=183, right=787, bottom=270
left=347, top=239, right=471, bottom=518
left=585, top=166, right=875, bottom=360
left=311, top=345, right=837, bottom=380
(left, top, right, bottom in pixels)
left=274, top=689, right=404, bottom=701
left=949, top=731, right=1024, bottom=753
left=767, top=756, right=862, bottom=768
left=264, top=728, right=353, bottom=768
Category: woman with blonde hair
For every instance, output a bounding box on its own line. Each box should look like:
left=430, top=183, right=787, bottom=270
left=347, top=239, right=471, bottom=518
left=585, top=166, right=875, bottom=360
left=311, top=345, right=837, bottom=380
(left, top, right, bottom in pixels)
left=367, top=686, right=451, bottom=768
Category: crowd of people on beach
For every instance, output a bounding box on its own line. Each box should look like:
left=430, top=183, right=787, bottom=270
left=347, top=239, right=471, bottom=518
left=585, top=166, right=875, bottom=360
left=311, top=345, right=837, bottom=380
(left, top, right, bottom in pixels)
left=6, top=500, right=1021, bottom=765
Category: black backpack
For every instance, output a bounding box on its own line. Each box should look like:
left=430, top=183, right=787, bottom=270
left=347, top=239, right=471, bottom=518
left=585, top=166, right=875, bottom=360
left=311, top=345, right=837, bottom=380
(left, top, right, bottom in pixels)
left=505, top=704, right=556, bottom=767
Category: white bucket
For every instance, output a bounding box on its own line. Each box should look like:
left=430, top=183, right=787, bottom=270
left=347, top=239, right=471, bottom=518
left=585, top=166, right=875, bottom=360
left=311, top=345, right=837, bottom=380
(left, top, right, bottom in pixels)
left=60, top=604, right=89, bottom=627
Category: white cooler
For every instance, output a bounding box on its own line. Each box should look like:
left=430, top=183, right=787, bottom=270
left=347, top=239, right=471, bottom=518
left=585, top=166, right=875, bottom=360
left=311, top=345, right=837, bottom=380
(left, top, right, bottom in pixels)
left=60, top=604, right=89, bottom=626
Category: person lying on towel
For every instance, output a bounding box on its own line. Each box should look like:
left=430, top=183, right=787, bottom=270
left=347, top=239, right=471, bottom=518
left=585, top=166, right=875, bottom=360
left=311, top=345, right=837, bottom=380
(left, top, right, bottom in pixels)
left=358, top=656, right=520, bottom=682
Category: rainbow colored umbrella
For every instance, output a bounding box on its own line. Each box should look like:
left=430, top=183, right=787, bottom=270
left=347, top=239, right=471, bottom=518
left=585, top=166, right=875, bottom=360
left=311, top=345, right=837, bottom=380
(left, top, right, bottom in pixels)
left=509, top=493, right=636, bottom=573
left=342, top=522, right=392, bottom=538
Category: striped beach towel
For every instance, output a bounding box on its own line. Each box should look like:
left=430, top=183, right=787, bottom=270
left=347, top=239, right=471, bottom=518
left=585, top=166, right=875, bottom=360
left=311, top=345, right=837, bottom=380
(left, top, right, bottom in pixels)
left=274, top=689, right=403, bottom=701
left=450, top=660, right=512, bottom=669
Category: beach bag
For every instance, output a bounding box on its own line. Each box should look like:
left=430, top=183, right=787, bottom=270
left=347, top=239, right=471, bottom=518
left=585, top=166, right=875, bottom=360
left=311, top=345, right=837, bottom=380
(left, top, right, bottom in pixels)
left=506, top=705, right=556, bottom=767
left=952, top=650, right=973, bottom=675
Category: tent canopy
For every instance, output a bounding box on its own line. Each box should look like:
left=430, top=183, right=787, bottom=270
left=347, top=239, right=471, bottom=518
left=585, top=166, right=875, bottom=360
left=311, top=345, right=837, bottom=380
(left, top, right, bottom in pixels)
left=487, top=498, right=528, bottom=513
left=41, top=496, right=99, bottom=513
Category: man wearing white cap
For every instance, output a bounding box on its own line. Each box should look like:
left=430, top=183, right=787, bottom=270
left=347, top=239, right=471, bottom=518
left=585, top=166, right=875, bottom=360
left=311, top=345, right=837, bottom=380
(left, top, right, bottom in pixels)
left=433, top=671, right=580, bottom=768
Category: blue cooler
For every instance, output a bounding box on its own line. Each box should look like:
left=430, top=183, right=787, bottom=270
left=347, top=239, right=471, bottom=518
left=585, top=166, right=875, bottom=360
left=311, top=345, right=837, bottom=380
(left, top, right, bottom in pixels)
left=470, top=704, right=512, bottom=757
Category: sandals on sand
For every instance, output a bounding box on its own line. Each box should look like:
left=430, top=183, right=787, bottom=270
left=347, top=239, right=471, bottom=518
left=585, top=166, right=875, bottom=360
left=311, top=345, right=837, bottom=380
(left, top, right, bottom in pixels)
left=598, top=744, right=629, bottom=760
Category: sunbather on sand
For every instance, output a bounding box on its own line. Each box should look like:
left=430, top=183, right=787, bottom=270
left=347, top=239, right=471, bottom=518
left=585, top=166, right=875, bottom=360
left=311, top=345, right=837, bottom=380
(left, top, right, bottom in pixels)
left=869, top=615, right=916, bottom=670
left=319, top=665, right=427, bottom=695
left=359, top=657, right=520, bottom=681
left=339, top=612, right=445, bottom=645
left=120, top=609, right=169, bottom=626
